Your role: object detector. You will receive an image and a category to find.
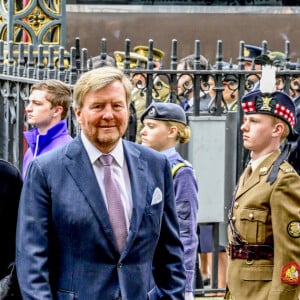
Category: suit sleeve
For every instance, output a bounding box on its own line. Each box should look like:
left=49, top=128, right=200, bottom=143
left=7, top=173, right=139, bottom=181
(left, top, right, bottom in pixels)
left=0, top=161, right=22, bottom=278
left=16, top=160, right=53, bottom=300
left=152, top=158, right=186, bottom=299
left=269, top=171, right=300, bottom=299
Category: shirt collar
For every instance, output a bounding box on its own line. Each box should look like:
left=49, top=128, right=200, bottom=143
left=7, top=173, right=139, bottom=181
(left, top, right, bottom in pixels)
left=250, top=152, right=273, bottom=172
left=81, top=132, right=124, bottom=167
left=161, top=147, right=176, bottom=157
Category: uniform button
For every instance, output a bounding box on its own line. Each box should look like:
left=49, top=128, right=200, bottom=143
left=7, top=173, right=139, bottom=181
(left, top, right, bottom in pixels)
left=234, top=202, right=239, bottom=209
left=117, top=263, right=123, bottom=268
left=232, top=216, right=236, bottom=222
left=249, top=213, right=254, bottom=220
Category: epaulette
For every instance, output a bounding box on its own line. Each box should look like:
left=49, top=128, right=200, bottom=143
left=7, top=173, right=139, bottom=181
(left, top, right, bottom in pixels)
left=171, top=160, right=193, bottom=178
left=279, top=163, right=296, bottom=174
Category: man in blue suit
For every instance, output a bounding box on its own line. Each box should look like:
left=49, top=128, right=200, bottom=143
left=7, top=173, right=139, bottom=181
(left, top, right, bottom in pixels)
left=16, top=66, right=186, bottom=299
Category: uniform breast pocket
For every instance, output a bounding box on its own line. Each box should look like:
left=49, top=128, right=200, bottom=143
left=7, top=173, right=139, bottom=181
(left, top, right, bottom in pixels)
left=240, top=208, right=269, bottom=243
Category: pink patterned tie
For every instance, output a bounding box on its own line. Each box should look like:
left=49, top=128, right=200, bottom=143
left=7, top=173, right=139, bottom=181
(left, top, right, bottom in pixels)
left=99, top=154, right=127, bottom=253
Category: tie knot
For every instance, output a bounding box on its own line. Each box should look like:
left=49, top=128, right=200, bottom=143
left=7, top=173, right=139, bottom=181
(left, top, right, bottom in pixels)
left=99, top=154, right=114, bottom=166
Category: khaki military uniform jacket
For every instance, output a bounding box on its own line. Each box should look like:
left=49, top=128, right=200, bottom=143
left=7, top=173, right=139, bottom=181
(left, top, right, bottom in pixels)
left=227, top=150, right=300, bottom=300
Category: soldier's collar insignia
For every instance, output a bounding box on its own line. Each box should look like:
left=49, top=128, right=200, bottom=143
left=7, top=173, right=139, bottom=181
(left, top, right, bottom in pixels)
left=259, top=166, right=268, bottom=175
left=281, top=262, right=300, bottom=285
left=287, top=221, right=300, bottom=238
left=284, top=168, right=294, bottom=174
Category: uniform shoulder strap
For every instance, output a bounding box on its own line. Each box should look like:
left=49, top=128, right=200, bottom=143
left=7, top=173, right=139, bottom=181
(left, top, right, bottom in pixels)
left=171, top=160, right=193, bottom=178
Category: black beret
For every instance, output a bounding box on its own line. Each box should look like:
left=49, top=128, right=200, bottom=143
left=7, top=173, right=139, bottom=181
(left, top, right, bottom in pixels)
left=141, top=102, right=187, bottom=125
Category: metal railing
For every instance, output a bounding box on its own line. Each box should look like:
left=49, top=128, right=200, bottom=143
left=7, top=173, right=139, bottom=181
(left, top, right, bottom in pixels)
left=0, top=36, right=300, bottom=296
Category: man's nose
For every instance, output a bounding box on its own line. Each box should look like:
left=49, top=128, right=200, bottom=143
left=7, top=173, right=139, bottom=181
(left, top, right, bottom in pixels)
left=25, top=102, right=32, bottom=111
left=102, top=106, right=114, bottom=118
left=241, top=122, right=248, bottom=131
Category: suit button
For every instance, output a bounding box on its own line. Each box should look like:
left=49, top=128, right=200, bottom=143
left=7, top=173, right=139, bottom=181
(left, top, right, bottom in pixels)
left=234, top=202, right=239, bottom=209
left=249, top=213, right=254, bottom=220
left=232, top=216, right=236, bottom=222
left=117, top=263, right=123, bottom=268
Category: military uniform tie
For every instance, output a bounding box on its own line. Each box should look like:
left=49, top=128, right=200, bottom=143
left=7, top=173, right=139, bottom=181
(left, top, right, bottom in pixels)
left=243, top=163, right=252, bottom=185
left=99, top=154, right=127, bottom=253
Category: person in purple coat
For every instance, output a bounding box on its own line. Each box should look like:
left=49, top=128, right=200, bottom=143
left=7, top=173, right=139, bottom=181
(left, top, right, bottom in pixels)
left=141, top=102, right=199, bottom=300
left=22, top=79, right=73, bottom=178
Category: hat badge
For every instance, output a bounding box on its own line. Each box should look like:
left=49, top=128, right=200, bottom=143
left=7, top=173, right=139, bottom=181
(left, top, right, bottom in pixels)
left=147, top=107, right=156, bottom=117
left=261, top=95, right=272, bottom=111
left=244, top=48, right=250, bottom=58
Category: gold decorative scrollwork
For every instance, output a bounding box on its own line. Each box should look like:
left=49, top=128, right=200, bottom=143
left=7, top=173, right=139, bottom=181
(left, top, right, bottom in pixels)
left=0, top=0, right=65, bottom=53
left=28, top=6, right=53, bottom=36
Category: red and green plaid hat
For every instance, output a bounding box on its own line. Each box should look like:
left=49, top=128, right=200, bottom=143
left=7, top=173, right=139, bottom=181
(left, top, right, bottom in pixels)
left=242, top=90, right=298, bottom=141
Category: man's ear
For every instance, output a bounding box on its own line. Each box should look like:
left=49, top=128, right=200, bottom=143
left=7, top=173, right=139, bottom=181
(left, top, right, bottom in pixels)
left=53, top=106, right=64, bottom=118
left=74, top=107, right=83, bottom=125
left=273, top=123, right=284, bottom=137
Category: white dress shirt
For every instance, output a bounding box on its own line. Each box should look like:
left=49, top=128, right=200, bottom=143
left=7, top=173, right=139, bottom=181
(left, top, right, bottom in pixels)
left=80, top=132, right=132, bottom=232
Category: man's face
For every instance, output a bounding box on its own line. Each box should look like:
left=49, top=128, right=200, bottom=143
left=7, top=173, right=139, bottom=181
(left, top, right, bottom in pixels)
left=75, top=81, right=129, bottom=153
left=290, top=76, right=300, bottom=97
left=177, top=74, right=193, bottom=99
left=222, top=80, right=238, bottom=105
left=177, top=63, right=193, bottom=99
left=241, top=114, right=276, bottom=156
left=244, top=61, right=262, bottom=86
left=26, top=89, right=58, bottom=132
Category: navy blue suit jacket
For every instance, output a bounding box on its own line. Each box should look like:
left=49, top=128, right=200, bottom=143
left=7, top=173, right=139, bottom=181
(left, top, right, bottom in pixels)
left=0, top=160, right=22, bottom=278
left=16, top=136, right=185, bottom=300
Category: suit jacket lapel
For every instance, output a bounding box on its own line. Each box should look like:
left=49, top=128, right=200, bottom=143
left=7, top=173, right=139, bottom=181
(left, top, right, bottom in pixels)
left=63, top=136, right=116, bottom=247
left=121, top=141, right=148, bottom=255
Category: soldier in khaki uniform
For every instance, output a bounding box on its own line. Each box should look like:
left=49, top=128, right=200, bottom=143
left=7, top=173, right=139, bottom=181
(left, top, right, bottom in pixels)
left=131, top=46, right=170, bottom=143
left=227, top=66, right=300, bottom=300
left=133, top=45, right=170, bottom=103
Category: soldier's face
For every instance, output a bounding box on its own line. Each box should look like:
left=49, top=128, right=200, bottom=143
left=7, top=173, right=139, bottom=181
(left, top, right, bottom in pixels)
left=140, top=119, right=177, bottom=151
left=241, top=114, right=281, bottom=158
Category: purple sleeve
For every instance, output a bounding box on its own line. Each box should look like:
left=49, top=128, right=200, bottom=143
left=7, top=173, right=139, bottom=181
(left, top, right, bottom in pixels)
left=173, top=167, right=199, bottom=292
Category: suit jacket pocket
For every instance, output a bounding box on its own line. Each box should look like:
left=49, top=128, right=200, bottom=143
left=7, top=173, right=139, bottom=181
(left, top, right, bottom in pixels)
left=55, top=289, right=76, bottom=300
left=145, top=201, right=163, bottom=231
left=240, top=265, right=273, bottom=281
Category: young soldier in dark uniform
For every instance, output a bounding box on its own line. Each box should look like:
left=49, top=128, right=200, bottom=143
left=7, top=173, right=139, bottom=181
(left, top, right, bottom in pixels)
left=226, top=66, right=300, bottom=300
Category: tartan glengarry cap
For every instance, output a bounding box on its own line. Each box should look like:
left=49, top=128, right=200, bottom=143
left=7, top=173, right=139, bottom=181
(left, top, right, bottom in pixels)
left=141, top=102, right=187, bottom=125
left=241, top=89, right=298, bottom=141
